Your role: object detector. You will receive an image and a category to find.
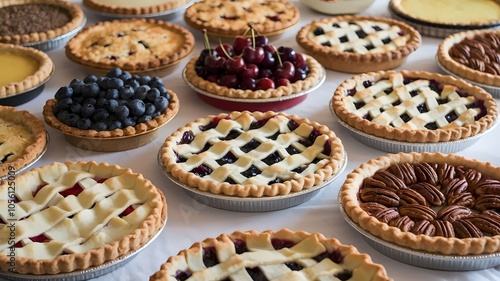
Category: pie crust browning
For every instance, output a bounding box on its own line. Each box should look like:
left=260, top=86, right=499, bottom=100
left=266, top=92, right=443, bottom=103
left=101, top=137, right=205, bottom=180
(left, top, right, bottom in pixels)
left=341, top=152, right=500, bottom=255
left=149, top=229, right=392, bottom=281
left=332, top=70, right=498, bottom=143
left=82, top=0, right=191, bottom=15
left=184, top=55, right=323, bottom=99
left=0, top=0, right=85, bottom=45
left=296, top=15, right=421, bottom=73
left=160, top=111, right=345, bottom=198
left=0, top=161, right=167, bottom=274
left=0, top=43, right=53, bottom=98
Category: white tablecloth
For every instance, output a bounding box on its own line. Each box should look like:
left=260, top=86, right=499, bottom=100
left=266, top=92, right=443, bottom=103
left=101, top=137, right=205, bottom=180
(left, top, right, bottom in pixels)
left=10, top=0, right=500, bottom=280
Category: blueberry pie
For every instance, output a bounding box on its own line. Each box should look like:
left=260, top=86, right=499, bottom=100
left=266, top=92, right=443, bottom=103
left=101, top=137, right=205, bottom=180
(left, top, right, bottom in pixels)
left=83, top=0, right=191, bottom=16
left=331, top=70, right=498, bottom=143
left=65, top=18, right=195, bottom=74
left=149, top=229, right=392, bottom=281
left=159, top=111, right=345, bottom=197
left=183, top=0, right=300, bottom=37
left=296, top=15, right=421, bottom=73
left=0, top=161, right=167, bottom=275
left=341, top=152, right=500, bottom=255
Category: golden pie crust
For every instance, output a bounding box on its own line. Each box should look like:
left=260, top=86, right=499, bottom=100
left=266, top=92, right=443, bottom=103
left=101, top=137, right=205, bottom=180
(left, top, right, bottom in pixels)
left=437, top=29, right=500, bottom=88
left=341, top=152, right=500, bottom=255
left=184, top=54, right=323, bottom=99
left=65, top=18, right=195, bottom=72
left=42, top=89, right=179, bottom=139
left=150, top=229, right=392, bottom=281
left=0, top=0, right=85, bottom=45
left=296, top=15, right=421, bottom=73
left=0, top=43, right=53, bottom=98
left=83, top=0, right=191, bottom=15
left=160, top=111, right=345, bottom=198
left=332, top=70, right=499, bottom=143
left=0, top=106, right=47, bottom=178
left=184, top=0, right=300, bottom=37
left=0, top=161, right=167, bottom=275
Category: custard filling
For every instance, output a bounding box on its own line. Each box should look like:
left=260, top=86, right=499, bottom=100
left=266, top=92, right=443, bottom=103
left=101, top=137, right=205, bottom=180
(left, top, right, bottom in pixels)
left=0, top=52, right=39, bottom=87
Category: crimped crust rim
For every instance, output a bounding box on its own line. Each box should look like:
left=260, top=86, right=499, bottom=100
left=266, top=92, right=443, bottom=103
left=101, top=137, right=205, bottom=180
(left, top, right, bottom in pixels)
left=82, top=0, right=191, bottom=15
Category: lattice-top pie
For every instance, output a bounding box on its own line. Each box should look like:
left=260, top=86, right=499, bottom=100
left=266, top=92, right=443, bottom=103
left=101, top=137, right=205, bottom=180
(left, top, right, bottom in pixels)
left=0, top=161, right=167, bottom=274
left=160, top=111, right=345, bottom=197
left=184, top=0, right=300, bottom=37
left=83, top=0, right=191, bottom=16
left=341, top=152, right=500, bottom=255
left=296, top=15, right=421, bottom=73
left=149, top=229, right=392, bottom=281
left=331, top=70, right=498, bottom=143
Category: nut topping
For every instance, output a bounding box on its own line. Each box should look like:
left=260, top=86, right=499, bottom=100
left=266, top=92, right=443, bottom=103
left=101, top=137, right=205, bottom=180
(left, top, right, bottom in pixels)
left=397, top=188, right=428, bottom=206
left=388, top=163, right=417, bottom=185
left=372, top=170, right=406, bottom=191
left=412, top=220, right=436, bottom=236
left=447, top=192, right=475, bottom=208
left=465, top=214, right=500, bottom=236
left=474, top=179, right=500, bottom=195
left=437, top=205, right=471, bottom=222
left=442, top=178, right=468, bottom=198
left=432, top=220, right=455, bottom=238
left=461, top=168, right=482, bottom=192
left=360, top=202, right=388, bottom=215
left=399, top=205, right=437, bottom=221
left=452, top=219, right=484, bottom=238
left=374, top=208, right=400, bottom=223
left=360, top=188, right=399, bottom=207
left=409, top=182, right=445, bottom=206
left=475, top=194, right=500, bottom=211
left=436, top=163, right=455, bottom=185
left=362, top=177, right=388, bottom=190
left=389, top=215, right=415, bottom=232
left=413, top=162, right=438, bottom=186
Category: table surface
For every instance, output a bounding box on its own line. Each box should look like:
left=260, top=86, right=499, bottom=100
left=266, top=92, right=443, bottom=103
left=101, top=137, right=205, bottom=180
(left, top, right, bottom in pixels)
left=7, top=0, right=500, bottom=280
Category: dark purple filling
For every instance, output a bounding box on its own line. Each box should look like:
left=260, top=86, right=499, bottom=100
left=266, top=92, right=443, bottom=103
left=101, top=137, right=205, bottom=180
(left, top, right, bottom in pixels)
left=202, top=247, right=219, bottom=267
left=285, top=262, right=304, bottom=271
left=250, top=118, right=270, bottom=130
left=234, top=239, right=248, bottom=254
left=287, top=119, right=300, bottom=131
left=174, top=270, right=191, bottom=281
left=191, top=164, right=212, bottom=177
left=178, top=131, right=194, bottom=145
left=240, top=139, right=261, bottom=153
left=271, top=238, right=296, bottom=249
left=314, top=249, right=344, bottom=264
left=246, top=267, right=267, bottom=280
left=335, top=269, right=354, bottom=281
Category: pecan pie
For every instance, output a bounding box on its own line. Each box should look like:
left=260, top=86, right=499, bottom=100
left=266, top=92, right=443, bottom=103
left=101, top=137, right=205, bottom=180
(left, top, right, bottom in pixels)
left=65, top=18, right=195, bottom=74
left=149, top=229, right=392, bottom=281
left=0, top=0, right=85, bottom=45
left=0, top=161, right=167, bottom=274
left=160, top=111, right=345, bottom=198
left=437, top=29, right=500, bottom=89
left=0, top=43, right=53, bottom=99
left=331, top=70, right=498, bottom=143
left=184, top=0, right=300, bottom=37
left=341, top=152, right=500, bottom=255
left=83, top=0, right=191, bottom=16
left=0, top=106, right=47, bottom=178
left=296, top=15, right=421, bottom=73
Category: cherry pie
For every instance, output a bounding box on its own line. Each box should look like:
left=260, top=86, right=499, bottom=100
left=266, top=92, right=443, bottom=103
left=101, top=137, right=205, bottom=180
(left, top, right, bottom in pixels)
left=160, top=111, right=345, bottom=198
left=341, top=152, right=500, bottom=255
left=296, top=15, right=421, bottom=73
left=331, top=70, right=498, bottom=143
left=0, top=161, right=167, bottom=274
left=149, top=229, right=392, bottom=281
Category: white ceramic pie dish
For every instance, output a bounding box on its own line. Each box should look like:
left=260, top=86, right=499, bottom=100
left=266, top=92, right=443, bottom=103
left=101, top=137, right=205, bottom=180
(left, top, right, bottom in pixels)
left=300, top=0, right=375, bottom=15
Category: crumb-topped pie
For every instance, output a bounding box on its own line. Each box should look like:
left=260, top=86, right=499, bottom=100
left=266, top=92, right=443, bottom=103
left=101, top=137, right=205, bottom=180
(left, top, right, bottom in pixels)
left=437, top=29, right=500, bottom=90
left=149, top=229, right=392, bottom=281
left=184, top=0, right=300, bottom=37
left=0, top=106, right=47, bottom=179
left=0, top=161, right=167, bottom=274
left=0, top=43, right=53, bottom=99
left=83, top=0, right=191, bottom=16
left=341, top=152, right=500, bottom=255
left=0, top=0, right=85, bottom=45
left=331, top=70, right=498, bottom=143
left=296, top=15, right=421, bottom=73
left=160, top=111, right=345, bottom=198
left=65, top=18, right=195, bottom=74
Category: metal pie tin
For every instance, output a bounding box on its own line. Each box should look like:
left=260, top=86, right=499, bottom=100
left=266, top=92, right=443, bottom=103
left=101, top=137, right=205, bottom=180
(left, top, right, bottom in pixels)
left=158, top=150, right=347, bottom=212
left=82, top=0, right=193, bottom=19
left=338, top=196, right=500, bottom=271
left=0, top=66, right=54, bottom=107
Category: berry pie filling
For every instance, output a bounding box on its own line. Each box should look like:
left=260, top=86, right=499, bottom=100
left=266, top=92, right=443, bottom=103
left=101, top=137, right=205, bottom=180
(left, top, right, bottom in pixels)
left=0, top=163, right=158, bottom=259
left=343, top=73, right=487, bottom=130
left=173, top=113, right=333, bottom=186
left=308, top=20, right=409, bottom=54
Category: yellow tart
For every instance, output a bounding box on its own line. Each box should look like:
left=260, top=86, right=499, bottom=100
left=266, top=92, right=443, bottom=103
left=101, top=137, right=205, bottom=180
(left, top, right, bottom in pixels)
left=83, top=0, right=192, bottom=16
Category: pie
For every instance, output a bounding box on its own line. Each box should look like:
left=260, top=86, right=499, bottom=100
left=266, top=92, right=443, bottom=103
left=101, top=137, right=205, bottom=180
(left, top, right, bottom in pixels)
left=389, top=0, right=500, bottom=27
left=296, top=15, right=421, bottom=73
left=331, top=70, right=498, bottom=143
left=65, top=18, right=195, bottom=74
left=0, top=161, right=167, bottom=275
left=42, top=67, right=180, bottom=150
left=184, top=0, right=300, bottom=37
left=159, top=111, right=345, bottom=198
left=0, top=43, right=53, bottom=99
left=0, top=106, right=47, bottom=178
left=341, top=152, right=500, bottom=255
left=149, top=229, right=392, bottom=281
left=0, top=0, right=85, bottom=45
left=437, top=29, right=500, bottom=89
left=83, top=0, right=191, bottom=16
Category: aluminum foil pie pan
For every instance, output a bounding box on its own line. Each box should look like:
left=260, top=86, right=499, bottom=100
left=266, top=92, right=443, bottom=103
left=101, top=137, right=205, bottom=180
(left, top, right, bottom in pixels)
left=82, top=0, right=193, bottom=19
left=158, top=150, right=347, bottom=212
left=436, top=58, right=500, bottom=99
left=182, top=66, right=326, bottom=112
left=0, top=216, right=167, bottom=281
left=330, top=99, right=499, bottom=153
left=338, top=195, right=500, bottom=270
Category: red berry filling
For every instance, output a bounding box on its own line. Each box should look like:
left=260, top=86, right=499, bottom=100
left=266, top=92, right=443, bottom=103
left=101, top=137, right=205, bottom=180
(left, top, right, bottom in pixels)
left=119, top=205, right=135, bottom=217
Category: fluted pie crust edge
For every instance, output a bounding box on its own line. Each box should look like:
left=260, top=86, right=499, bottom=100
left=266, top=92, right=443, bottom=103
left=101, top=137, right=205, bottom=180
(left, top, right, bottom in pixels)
left=82, top=0, right=191, bottom=15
